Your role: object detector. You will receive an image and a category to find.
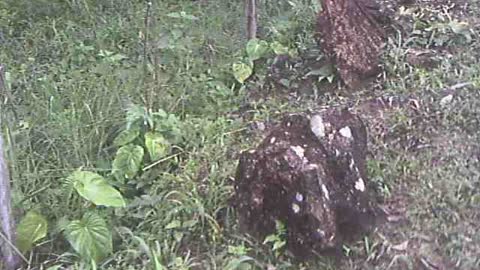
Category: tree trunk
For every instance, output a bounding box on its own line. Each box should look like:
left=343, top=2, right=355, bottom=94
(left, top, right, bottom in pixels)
left=317, top=0, right=387, bottom=89
left=245, top=0, right=257, bottom=40
left=0, top=65, right=20, bottom=270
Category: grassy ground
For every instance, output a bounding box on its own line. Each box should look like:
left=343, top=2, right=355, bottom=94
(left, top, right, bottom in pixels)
left=0, top=0, right=478, bottom=269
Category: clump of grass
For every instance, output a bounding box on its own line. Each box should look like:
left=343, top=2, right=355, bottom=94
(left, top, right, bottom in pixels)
left=1, top=0, right=479, bottom=269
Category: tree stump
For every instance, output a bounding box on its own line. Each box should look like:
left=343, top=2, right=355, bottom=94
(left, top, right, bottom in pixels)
left=317, top=0, right=388, bottom=89
left=233, top=108, right=378, bottom=257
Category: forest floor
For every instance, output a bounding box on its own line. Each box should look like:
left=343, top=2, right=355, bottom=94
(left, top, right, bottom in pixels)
left=0, top=0, right=479, bottom=269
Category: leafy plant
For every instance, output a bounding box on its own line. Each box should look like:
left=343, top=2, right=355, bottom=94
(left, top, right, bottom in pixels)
left=145, top=131, right=170, bottom=161
left=246, top=39, right=269, bottom=61
left=263, top=220, right=287, bottom=258
left=112, top=144, right=144, bottom=180
left=68, top=171, right=126, bottom=207
left=232, top=61, right=253, bottom=84
left=16, top=211, right=48, bottom=253
left=63, top=212, right=113, bottom=263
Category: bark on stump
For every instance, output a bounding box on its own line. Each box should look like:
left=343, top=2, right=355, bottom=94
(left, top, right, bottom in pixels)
left=317, top=0, right=387, bottom=89
left=233, top=108, right=377, bottom=257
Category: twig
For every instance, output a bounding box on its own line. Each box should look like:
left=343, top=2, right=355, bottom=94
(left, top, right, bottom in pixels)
left=142, top=152, right=183, bottom=171
left=0, top=231, right=28, bottom=264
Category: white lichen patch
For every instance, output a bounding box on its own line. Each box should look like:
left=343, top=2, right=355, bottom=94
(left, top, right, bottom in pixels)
left=292, top=203, right=300, bottom=213
left=349, top=158, right=355, bottom=169
left=355, top=178, right=365, bottom=192
left=305, top=164, right=319, bottom=171
left=316, top=228, right=326, bottom=238
left=321, top=184, right=330, bottom=200
left=270, top=137, right=276, bottom=144
left=290, top=146, right=305, bottom=158
left=310, top=114, right=325, bottom=138
left=339, top=126, right=353, bottom=139
left=295, top=192, right=304, bottom=202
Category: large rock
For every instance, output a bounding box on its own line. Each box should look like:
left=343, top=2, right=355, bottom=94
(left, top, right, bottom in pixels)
left=233, top=108, right=377, bottom=257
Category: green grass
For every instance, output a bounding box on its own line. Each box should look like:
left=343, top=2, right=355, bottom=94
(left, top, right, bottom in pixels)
left=1, top=0, right=479, bottom=269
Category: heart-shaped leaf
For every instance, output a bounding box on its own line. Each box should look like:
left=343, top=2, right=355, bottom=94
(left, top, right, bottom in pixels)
left=113, top=128, right=140, bottom=147
left=232, top=62, right=253, bottom=83
left=16, top=211, right=48, bottom=253
left=112, top=144, right=144, bottom=179
left=270, top=41, right=289, bottom=55
left=145, top=132, right=170, bottom=161
left=69, top=171, right=126, bottom=207
left=246, top=39, right=269, bottom=61
left=64, top=212, right=112, bottom=263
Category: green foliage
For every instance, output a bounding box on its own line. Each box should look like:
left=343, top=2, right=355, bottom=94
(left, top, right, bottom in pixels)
left=16, top=211, right=48, bottom=253
left=246, top=39, right=270, bottom=61
left=145, top=131, right=170, bottom=161
left=3, top=0, right=479, bottom=269
left=63, top=212, right=112, bottom=263
left=270, top=41, right=289, bottom=55
left=263, top=220, right=287, bottom=258
left=69, top=171, right=126, bottom=207
left=113, top=128, right=140, bottom=147
left=112, top=144, right=144, bottom=180
left=232, top=61, right=253, bottom=83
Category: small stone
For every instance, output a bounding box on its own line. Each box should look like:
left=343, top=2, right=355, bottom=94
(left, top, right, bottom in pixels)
left=339, top=126, right=353, bottom=138
left=270, top=137, right=276, bottom=144
left=290, top=146, right=305, bottom=158
left=440, top=94, right=453, bottom=107
left=310, top=114, right=325, bottom=138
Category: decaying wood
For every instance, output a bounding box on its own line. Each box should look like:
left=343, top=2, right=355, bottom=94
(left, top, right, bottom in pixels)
left=234, top=109, right=378, bottom=257
left=0, top=65, right=20, bottom=270
left=245, top=0, right=257, bottom=40
left=317, top=0, right=387, bottom=88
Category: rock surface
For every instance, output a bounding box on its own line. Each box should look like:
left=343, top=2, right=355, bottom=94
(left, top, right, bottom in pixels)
left=234, top=108, right=377, bottom=257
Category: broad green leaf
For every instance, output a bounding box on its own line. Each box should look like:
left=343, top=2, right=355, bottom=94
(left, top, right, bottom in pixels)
left=145, top=132, right=170, bottom=161
left=225, top=256, right=254, bottom=270
left=246, top=39, right=269, bottom=61
left=126, top=105, right=148, bottom=129
left=16, top=211, right=48, bottom=253
left=69, top=171, right=126, bottom=207
left=112, top=144, right=144, bottom=179
left=232, top=62, right=253, bottom=83
left=113, top=129, right=140, bottom=147
left=64, top=212, right=112, bottom=263
left=263, top=234, right=278, bottom=244
left=165, top=220, right=181, bottom=230
left=272, top=240, right=286, bottom=251
left=270, top=41, right=289, bottom=55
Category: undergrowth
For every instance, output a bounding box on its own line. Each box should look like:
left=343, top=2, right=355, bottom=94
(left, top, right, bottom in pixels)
left=1, top=0, right=479, bottom=269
